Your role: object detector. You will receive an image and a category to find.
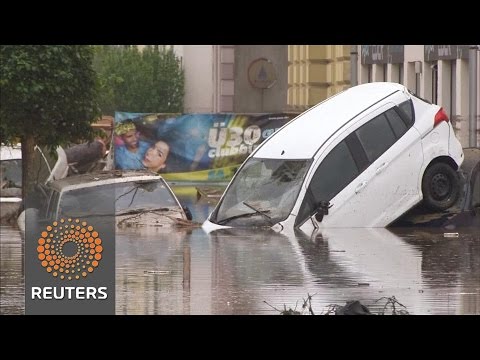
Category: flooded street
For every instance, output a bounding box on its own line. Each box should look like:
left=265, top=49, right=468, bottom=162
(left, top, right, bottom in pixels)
left=0, top=226, right=24, bottom=314
left=2, top=185, right=479, bottom=315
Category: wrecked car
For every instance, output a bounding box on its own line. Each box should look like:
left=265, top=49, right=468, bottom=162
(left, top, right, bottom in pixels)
left=1, top=144, right=72, bottom=224
left=22, top=170, right=189, bottom=229
left=1, top=145, right=22, bottom=223
left=203, top=82, right=465, bottom=232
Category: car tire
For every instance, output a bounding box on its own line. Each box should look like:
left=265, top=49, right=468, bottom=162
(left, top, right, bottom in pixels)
left=422, top=162, right=460, bottom=211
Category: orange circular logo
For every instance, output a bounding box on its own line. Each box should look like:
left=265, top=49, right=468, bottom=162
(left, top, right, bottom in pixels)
left=37, top=218, right=103, bottom=280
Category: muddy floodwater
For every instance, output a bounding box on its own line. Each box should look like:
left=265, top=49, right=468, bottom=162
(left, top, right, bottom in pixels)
left=1, top=185, right=479, bottom=315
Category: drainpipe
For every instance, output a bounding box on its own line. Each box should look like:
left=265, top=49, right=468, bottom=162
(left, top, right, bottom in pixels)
left=469, top=45, right=478, bottom=147
left=350, top=45, right=358, bottom=87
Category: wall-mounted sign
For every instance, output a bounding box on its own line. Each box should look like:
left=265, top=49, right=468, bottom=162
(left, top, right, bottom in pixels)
left=361, top=45, right=404, bottom=64
left=248, top=58, right=277, bottom=89
left=424, top=45, right=470, bottom=61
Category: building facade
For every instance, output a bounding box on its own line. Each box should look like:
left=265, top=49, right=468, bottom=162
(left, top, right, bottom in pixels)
left=167, top=45, right=288, bottom=113
left=356, top=45, right=479, bottom=147
left=287, top=45, right=351, bottom=111
left=140, top=45, right=478, bottom=147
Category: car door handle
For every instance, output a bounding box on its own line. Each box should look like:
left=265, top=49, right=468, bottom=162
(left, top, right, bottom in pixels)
left=355, top=181, right=368, bottom=194
left=375, top=162, right=389, bottom=175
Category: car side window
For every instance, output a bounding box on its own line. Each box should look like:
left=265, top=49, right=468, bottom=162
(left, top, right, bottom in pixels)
left=385, top=108, right=408, bottom=139
left=356, top=113, right=397, bottom=163
left=295, top=140, right=358, bottom=227
left=398, top=100, right=415, bottom=126
left=310, top=141, right=359, bottom=202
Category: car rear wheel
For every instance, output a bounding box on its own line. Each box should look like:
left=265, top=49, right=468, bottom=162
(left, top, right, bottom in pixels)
left=422, top=162, right=460, bottom=211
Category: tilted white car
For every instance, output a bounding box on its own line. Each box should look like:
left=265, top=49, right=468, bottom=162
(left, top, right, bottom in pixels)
left=203, top=82, right=464, bottom=232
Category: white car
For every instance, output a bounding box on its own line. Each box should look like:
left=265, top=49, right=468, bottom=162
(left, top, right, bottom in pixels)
left=31, top=170, right=189, bottom=228
left=0, top=145, right=22, bottom=223
left=1, top=144, right=71, bottom=224
left=203, top=82, right=464, bottom=232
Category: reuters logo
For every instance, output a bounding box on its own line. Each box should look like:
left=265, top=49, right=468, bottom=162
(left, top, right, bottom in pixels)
left=37, top=218, right=103, bottom=280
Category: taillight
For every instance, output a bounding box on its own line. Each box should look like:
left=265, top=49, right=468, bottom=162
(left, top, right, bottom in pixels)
left=434, top=107, right=449, bottom=127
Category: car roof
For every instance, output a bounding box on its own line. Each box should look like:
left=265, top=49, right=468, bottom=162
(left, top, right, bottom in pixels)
left=254, top=82, right=408, bottom=159
left=47, top=170, right=164, bottom=192
left=1, top=145, right=22, bottom=160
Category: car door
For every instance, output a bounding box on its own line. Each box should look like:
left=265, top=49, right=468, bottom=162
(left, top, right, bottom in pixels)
left=297, top=101, right=423, bottom=229
left=350, top=105, right=423, bottom=226
left=324, top=102, right=423, bottom=227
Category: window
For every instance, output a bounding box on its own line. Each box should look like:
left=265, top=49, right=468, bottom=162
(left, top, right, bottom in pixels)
left=356, top=114, right=397, bottom=163
left=214, top=158, right=311, bottom=226
left=345, top=133, right=369, bottom=173
left=295, top=140, right=359, bottom=227
left=398, top=100, right=415, bottom=126
left=385, top=108, right=408, bottom=139
left=310, top=141, right=359, bottom=202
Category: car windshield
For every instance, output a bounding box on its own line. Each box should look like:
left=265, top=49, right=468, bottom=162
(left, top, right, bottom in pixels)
left=213, top=158, right=311, bottom=226
left=57, top=179, right=180, bottom=218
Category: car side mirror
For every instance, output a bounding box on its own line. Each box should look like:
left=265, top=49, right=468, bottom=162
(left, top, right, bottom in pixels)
left=314, top=201, right=332, bottom=222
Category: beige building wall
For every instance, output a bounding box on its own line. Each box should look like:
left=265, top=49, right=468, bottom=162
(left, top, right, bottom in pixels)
left=182, top=45, right=287, bottom=113
left=287, top=45, right=351, bottom=111
left=173, top=45, right=236, bottom=113
left=233, top=45, right=288, bottom=113
left=182, top=45, right=215, bottom=113
left=213, top=45, right=236, bottom=112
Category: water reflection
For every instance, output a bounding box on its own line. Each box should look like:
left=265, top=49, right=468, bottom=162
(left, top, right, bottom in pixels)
left=203, top=227, right=429, bottom=314
left=114, top=225, right=479, bottom=315
left=208, top=228, right=309, bottom=314
left=1, top=205, right=479, bottom=314
left=391, top=227, right=480, bottom=315
left=0, top=226, right=24, bottom=315
left=116, top=226, right=192, bottom=315
left=297, top=228, right=427, bottom=314
left=207, top=227, right=478, bottom=314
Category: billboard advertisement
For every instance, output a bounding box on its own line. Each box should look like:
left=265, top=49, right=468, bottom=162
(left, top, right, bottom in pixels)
left=114, top=112, right=298, bottom=181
